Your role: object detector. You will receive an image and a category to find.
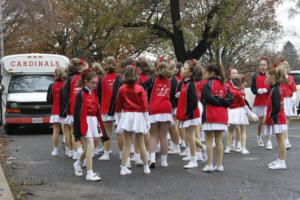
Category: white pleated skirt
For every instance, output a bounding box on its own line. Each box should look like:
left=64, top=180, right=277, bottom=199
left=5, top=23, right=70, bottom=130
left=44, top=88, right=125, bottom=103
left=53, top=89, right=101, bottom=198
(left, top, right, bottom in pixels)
left=101, top=114, right=115, bottom=122
left=264, top=124, right=288, bottom=136
left=179, top=118, right=201, bottom=128
left=50, top=115, right=62, bottom=124
left=149, top=113, right=174, bottom=125
left=253, top=106, right=266, bottom=117
left=284, top=97, right=297, bottom=117
left=116, top=112, right=149, bottom=134
left=228, top=107, right=249, bottom=125
left=202, top=123, right=228, bottom=132
left=85, top=116, right=101, bottom=138
left=65, top=115, right=74, bottom=125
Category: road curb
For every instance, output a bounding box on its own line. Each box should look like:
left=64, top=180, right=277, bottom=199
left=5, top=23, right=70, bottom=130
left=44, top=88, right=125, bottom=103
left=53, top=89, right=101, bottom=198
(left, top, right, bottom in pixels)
left=0, top=164, right=14, bottom=200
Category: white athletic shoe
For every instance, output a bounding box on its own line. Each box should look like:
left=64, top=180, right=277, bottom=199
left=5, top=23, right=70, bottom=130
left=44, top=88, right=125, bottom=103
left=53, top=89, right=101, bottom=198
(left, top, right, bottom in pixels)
left=183, top=160, right=198, bottom=169
left=286, top=141, right=291, bottom=150
left=73, top=161, right=83, bottom=176
left=182, top=154, right=191, bottom=161
left=72, top=151, right=80, bottom=160
left=98, top=152, right=110, bottom=160
left=144, top=165, right=151, bottom=174
left=241, top=148, right=250, bottom=155
left=51, top=148, right=58, bottom=156
left=235, top=142, right=241, bottom=152
left=202, top=165, right=215, bottom=172
left=257, top=137, right=264, bottom=147
left=68, top=150, right=73, bottom=158
left=168, top=145, right=181, bottom=154
left=135, top=159, right=144, bottom=166
left=214, top=165, right=224, bottom=172
left=120, top=166, right=132, bottom=176
left=224, top=146, right=231, bottom=154
left=86, top=173, right=101, bottom=181
left=161, top=155, right=168, bottom=167
left=268, top=159, right=279, bottom=167
left=268, top=160, right=286, bottom=170
left=127, top=158, right=132, bottom=169
left=266, top=140, right=273, bottom=150
left=65, top=148, right=69, bottom=156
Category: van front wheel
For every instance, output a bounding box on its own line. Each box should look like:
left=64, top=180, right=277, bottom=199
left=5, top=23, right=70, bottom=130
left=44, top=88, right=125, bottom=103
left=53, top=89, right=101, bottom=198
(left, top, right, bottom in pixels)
left=4, top=124, right=14, bottom=135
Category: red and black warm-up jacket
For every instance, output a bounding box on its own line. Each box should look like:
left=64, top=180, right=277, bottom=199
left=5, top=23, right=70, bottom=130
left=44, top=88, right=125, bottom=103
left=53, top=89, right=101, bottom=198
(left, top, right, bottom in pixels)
left=47, top=81, right=65, bottom=115
left=265, top=84, right=287, bottom=125
left=201, top=77, right=233, bottom=124
left=115, top=83, right=148, bottom=113
left=100, top=72, right=119, bottom=115
left=73, top=87, right=109, bottom=142
left=251, top=72, right=270, bottom=107
left=176, top=79, right=200, bottom=121
left=143, top=75, right=178, bottom=111
left=281, top=75, right=297, bottom=98
left=139, top=73, right=149, bottom=85
left=60, top=73, right=79, bottom=118
left=108, top=75, right=123, bottom=117
left=195, top=79, right=208, bottom=102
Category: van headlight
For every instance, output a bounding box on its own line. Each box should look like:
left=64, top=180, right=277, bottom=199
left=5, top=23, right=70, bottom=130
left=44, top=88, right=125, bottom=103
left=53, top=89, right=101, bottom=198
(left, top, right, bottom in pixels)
left=9, top=102, right=20, bottom=108
left=6, top=102, right=21, bottom=113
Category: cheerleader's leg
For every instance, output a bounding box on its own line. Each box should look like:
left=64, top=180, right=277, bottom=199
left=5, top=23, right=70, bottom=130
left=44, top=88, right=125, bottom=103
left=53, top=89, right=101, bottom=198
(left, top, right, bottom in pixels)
left=215, top=131, right=224, bottom=167
left=52, top=123, right=60, bottom=148
left=136, top=134, right=148, bottom=165
left=103, top=121, right=113, bottom=151
left=276, top=133, right=286, bottom=161
left=205, top=131, right=214, bottom=166
left=121, top=133, right=132, bottom=167
left=257, top=117, right=264, bottom=137
left=186, top=126, right=196, bottom=157
left=158, top=122, right=169, bottom=156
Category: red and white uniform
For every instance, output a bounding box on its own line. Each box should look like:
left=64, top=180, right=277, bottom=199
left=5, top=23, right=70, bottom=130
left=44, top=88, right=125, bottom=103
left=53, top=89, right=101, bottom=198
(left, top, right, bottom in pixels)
left=64, top=74, right=82, bottom=125
left=251, top=72, right=270, bottom=117
left=148, top=76, right=174, bottom=124
left=47, top=81, right=65, bottom=123
left=281, top=75, right=297, bottom=117
left=201, top=77, right=230, bottom=131
left=101, top=73, right=118, bottom=121
left=176, top=79, right=201, bottom=128
left=227, top=81, right=250, bottom=125
left=115, top=83, right=150, bottom=134
left=264, top=84, right=287, bottom=135
left=73, top=87, right=107, bottom=140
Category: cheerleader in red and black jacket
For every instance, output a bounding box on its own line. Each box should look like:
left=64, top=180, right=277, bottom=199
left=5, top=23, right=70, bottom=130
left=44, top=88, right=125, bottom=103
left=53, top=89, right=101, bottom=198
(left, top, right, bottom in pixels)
left=251, top=57, right=270, bottom=148
left=73, top=69, right=108, bottom=181
left=278, top=60, right=296, bottom=149
left=115, top=65, right=151, bottom=175
left=60, top=58, right=88, bottom=159
left=176, top=60, right=202, bottom=169
left=225, top=74, right=258, bottom=155
left=201, top=63, right=233, bottom=172
left=97, top=56, right=119, bottom=161
left=47, top=67, right=65, bottom=156
left=136, top=59, right=150, bottom=85
left=265, top=67, right=288, bottom=170
left=143, top=61, right=176, bottom=168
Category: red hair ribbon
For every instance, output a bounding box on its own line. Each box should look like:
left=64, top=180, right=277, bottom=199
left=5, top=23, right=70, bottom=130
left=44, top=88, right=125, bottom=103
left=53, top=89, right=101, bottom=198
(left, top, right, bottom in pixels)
left=159, top=56, right=167, bottom=63
left=79, top=58, right=86, bottom=66
left=81, top=68, right=92, bottom=80
left=273, top=64, right=278, bottom=68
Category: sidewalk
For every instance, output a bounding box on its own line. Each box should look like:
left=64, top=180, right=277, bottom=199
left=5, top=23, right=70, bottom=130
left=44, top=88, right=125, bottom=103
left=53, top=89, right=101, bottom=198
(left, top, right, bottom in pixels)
left=0, top=164, right=13, bottom=200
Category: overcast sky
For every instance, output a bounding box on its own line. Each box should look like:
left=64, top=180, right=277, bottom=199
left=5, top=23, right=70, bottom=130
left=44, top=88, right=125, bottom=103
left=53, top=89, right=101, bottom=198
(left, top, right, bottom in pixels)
left=276, top=0, right=300, bottom=50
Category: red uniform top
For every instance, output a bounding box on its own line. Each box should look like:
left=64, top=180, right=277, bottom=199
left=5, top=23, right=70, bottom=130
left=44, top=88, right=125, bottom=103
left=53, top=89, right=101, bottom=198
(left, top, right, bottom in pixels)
left=115, top=83, right=148, bottom=113
left=139, top=73, right=149, bottom=85
left=176, top=79, right=200, bottom=121
left=265, top=84, right=286, bottom=125
left=149, top=77, right=172, bottom=115
left=228, top=85, right=246, bottom=109
left=281, top=75, right=297, bottom=97
left=101, top=73, right=118, bottom=114
left=50, top=81, right=65, bottom=115
left=69, top=74, right=82, bottom=115
left=86, top=90, right=99, bottom=116
left=251, top=72, right=270, bottom=106
left=175, top=74, right=183, bottom=82
left=195, top=79, right=208, bottom=101
left=202, top=78, right=229, bottom=124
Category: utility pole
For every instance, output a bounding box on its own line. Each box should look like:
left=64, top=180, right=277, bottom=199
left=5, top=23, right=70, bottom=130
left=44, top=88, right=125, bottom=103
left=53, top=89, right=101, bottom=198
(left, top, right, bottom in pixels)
left=0, top=0, right=4, bottom=126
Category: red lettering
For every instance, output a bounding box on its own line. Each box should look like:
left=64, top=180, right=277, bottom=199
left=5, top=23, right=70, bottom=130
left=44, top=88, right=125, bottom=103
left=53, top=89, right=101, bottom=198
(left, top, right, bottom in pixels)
left=23, top=61, right=27, bottom=67
left=16, top=61, right=22, bottom=67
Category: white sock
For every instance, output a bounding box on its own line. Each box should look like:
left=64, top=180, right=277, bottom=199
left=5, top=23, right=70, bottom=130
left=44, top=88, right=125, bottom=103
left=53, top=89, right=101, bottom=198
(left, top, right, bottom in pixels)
left=87, top=170, right=93, bottom=176
left=150, top=152, right=156, bottom=162
left=161, top=154, right=167, bottom=161
left=119, top=151, right=122, bottom=160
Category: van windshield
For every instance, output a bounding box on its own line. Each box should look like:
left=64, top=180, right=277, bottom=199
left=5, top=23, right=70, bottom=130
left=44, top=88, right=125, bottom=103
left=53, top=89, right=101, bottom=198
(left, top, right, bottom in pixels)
left=8, top=75, right=54, bottom=93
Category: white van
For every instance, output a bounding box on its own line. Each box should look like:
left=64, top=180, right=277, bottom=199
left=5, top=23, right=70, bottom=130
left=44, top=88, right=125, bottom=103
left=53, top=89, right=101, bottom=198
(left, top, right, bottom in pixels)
left=1, top=54, right=69, bottom=133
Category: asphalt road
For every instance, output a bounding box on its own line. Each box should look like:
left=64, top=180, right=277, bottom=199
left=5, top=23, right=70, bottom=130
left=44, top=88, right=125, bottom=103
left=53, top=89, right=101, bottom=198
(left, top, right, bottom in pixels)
left=2, top=122, right=300, bottom=200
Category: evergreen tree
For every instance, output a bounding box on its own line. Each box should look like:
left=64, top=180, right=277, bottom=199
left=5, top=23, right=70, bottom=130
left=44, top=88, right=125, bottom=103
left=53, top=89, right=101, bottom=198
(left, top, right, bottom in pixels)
left=282, top=41, right=300, bottom=70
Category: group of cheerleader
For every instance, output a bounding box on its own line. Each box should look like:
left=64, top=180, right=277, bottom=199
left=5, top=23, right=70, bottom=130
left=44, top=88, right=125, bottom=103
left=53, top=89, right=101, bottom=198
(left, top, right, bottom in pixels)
left=46, top=55, right=295, bottom=181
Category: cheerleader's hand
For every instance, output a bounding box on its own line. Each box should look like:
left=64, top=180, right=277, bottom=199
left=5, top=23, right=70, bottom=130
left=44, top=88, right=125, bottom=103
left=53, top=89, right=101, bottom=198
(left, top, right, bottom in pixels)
left=249, top=112, right=258, bottom=122
left=257, top=88, right=264, bottom=95
left=175, top=92, right=181, bottom=98
left=261, top=88, right=268, bottom=94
